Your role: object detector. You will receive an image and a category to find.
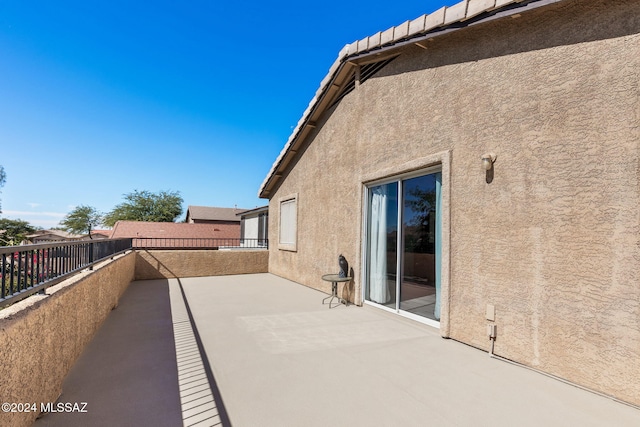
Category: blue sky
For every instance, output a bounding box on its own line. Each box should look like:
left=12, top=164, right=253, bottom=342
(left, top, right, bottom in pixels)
left=0, top=0, right=446, bottom=228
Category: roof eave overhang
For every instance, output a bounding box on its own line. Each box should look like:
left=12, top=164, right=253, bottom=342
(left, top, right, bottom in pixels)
left=236, top=205, right=269, bottom=217
left=258, top=0, right=564, bottom=199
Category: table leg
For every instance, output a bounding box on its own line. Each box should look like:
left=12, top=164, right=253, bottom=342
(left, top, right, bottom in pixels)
left=322, top=281, right=347, bottom=308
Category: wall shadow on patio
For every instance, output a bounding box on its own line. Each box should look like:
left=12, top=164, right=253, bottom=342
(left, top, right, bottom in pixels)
left=32, top=250, right=233, bottom=427
left=33, top=278, right=182, bottom=427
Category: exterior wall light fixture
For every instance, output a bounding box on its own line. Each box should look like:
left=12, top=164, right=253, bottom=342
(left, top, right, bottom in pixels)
left=481, top=153, right=497, bottom=171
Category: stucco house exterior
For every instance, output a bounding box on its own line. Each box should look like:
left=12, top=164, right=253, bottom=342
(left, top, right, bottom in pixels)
left=259, top=0, right=639, bottom=407
left=238, top=205, right=269, bottom=247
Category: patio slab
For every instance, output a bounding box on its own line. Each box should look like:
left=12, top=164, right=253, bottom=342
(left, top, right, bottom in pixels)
left=179, top=273, right=640, bottom=427
left=34, top=279, right=183, bottom=427
left=33, top=273, right=640, bottom=427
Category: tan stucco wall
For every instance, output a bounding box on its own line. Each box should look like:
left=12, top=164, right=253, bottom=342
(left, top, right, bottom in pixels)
left=0, top=249, right=267, bottom=426
left=267, top=0, right=640, bottom=405
left=135, top=249, right=269, bottom=280
left=0, top=252, right=135, bottom=427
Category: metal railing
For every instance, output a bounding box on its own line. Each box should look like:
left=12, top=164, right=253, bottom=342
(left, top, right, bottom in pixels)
left=1, top=239, right=133, bottom=309
left=0, top=237, right=267, bottom=308
left=132, top=238, right=268, bottom=250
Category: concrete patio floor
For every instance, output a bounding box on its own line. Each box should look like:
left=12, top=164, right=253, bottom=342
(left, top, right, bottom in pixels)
left=36, top=273, right=640, bottom=426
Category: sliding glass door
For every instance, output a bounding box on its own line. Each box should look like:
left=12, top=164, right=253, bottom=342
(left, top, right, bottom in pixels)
left=365, top=169, right=442, bottom=323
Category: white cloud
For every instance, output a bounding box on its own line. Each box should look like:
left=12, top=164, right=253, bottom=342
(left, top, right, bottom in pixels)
left=3, top=210, right=65, bottom=218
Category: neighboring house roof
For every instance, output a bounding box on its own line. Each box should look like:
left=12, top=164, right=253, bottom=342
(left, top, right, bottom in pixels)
left=237, top=205, right=269, bottom=217
left=109, top=221, right=240, bottom=240
left=185, top=206, right=247, bottom=222
left=258, top=0, right=563, bottom=198
left=25, top=230, right=48, bottom=237
left=80, top=230, right=111, bottom=240
left=26, top=230, right=82, bottom=240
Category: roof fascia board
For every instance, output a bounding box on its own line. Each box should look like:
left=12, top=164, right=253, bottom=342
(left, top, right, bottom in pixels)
left=258, top=57, right=354, bottom=198
left=346, top=0, right=562, bottom=63
left=237, top=206, right=269, bottom=216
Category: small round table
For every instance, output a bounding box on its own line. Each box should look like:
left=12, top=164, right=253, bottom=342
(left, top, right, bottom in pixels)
left=321, top=274, right=352, bottom=308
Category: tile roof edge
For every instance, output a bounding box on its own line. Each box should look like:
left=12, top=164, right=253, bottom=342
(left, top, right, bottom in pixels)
left=258, top=0, right=562, bottom=198
left=258, top=45, right=352, bottom=197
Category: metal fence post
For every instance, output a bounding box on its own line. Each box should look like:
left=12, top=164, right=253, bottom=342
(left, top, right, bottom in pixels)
left=89, top=242, right=94, bottom=271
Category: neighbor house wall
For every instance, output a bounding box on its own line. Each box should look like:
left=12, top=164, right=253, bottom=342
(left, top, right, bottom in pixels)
left=135, top=249, right=268, bottom=280
left=243, top=215, right=260, bottom=240
left=0, top=252, right=136, bottom=427
left=267, top=0, right=640, bottom=405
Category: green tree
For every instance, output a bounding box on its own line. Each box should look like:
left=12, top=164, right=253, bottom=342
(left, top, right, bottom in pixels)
left=59, top=205, right=103, bottom=235
left=103, top=190, right=183, bottom=227
left=0, top=165, right=6, bottom=213
left=405, top=186, right=437, bottom=253
left=0, top=218, right=36, bottom=246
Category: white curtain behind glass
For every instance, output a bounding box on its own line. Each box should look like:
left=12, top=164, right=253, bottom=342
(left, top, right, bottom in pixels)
left=369, top=186, right=391, bottom=304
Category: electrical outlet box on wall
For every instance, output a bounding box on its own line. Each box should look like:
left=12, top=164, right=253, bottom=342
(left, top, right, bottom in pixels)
left=486, top=304, right=495, bottom=321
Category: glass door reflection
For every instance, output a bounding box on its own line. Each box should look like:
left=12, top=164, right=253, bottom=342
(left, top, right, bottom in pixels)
left=365, top=170, right=441, bottom=323
left=400, top=174, right=438, bottom=321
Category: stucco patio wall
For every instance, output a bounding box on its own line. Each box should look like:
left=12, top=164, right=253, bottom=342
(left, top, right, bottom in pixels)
left=134, top=249, right=269, bottom=280
left=0, top=251, right=136, bottom=427
left=266, top=0, right=640, bottom=406
left=0, top=249, right=269, bottom=427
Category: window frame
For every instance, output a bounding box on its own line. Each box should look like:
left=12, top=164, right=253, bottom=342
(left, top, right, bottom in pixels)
left=278, top=193, right=298, bottom=252
left=360, top=150, right=451, bottom=336
left=258, top=212, right=268, bottom=247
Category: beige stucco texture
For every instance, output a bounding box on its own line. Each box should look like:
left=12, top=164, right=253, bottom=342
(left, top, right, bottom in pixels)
left=0, top=252, right=135, bottom=427
left=268, top=0, right=640, bottom=405
left=135, top=249, right=269, bottom=280
left=0, top=249, right=268, bottom=427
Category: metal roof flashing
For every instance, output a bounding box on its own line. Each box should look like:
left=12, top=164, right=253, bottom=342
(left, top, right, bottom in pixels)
left=258, top=0, right=564, bottom=199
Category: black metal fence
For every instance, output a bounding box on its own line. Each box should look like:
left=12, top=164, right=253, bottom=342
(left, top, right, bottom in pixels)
left=132, top=238, right=268, bottom=250
left=0, top=239, right=132, bottom=309
left=0, top=237, right=268, bottom=309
